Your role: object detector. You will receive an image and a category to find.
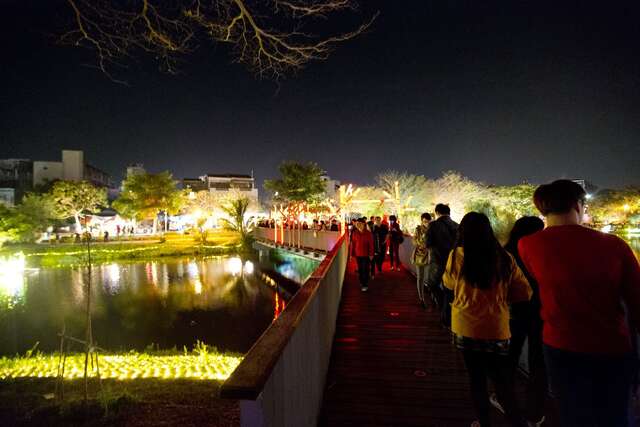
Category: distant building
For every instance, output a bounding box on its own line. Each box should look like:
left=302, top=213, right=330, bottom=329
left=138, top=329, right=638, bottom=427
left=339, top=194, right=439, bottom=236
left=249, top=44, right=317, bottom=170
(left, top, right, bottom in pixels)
left=183, top=173, right=259, bottom=200
left=33, top=150, right=113, bottom=188
left=321, top=174, right=341, bottom=202
left=126, top=163, right=146, bottom=178
left=0, top=159, right=33, bottom=206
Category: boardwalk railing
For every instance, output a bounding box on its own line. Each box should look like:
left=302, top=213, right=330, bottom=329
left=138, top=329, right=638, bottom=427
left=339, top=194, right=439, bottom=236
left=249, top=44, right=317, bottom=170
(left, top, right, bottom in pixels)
left=254, top=226, right=341, bottom=252
left=220, top=231, right=348, bottom=427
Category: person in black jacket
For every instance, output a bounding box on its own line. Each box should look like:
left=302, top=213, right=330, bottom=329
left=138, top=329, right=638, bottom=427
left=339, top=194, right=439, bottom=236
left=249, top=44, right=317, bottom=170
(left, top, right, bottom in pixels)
left=425, top=204, right=459, bottom=325
left=372, top=216, right=388, bottom=274
left=387, top=215, right=403, bottom=271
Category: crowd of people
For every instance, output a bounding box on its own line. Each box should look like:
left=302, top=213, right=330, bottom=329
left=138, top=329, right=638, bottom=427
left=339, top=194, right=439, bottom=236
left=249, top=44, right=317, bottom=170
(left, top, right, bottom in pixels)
left=348, top=179, right=640, bottom=427
left=257, top=217, right=340, bottom=231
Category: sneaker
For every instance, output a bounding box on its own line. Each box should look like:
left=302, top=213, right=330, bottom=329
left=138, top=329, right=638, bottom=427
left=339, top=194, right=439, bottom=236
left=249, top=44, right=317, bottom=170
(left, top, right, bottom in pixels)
left=361, top=286, right=368, bottom=292
left=489, top=392, right=505, bottom=415
left=527, top=416, right=545, bottom=427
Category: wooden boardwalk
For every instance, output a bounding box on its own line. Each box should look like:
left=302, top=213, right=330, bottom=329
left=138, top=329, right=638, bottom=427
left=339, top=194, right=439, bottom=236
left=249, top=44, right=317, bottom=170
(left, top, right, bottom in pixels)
left=319, top=259, right=556, bottom=427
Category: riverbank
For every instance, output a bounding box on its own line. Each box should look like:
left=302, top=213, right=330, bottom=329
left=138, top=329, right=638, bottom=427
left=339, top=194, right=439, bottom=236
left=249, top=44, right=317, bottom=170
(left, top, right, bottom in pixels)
left=0, top=231, right=244, bottom=268
left=0, top=377, right=239, bottom=427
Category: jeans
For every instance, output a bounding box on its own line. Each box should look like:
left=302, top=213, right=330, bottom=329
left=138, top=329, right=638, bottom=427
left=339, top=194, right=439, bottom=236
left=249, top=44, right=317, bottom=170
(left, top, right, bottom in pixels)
left=543, top=345, right=634, bottom=427
left=505, top=309, right=547, bottom=422
left=462, top=350, right=526, bottom=427
left=372, top=242, right=386, bottom=273
left=388, top=242, right=400, bottom=268
left=356, top=257, right=371, bottom=288
left=426, top=262, right=444, bottom=307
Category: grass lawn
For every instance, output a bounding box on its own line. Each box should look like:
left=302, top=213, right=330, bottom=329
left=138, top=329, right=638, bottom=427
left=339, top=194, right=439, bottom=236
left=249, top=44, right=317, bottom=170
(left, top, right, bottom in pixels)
left=0, top=377, right=239, bottom=427
left=0, top=230, right=244, bottom=268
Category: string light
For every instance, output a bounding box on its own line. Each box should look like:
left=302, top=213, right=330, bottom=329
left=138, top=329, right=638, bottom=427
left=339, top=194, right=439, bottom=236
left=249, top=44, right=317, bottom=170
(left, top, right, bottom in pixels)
left=0, top=351, right=242, bottom=381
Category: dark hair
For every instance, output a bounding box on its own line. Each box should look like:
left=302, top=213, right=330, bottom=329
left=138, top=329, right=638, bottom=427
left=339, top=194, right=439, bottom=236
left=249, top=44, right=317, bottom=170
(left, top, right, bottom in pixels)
left=435, top=204, right=451, bottom=215
left=533, top=180, right=586, bottom=216
left=421, top=212, right=432, bottom=221
left=452, top=212, right=512, bottom=289
left=389, top=215, right=397, bottom=222
left=504, top=216, right=544, bottom=257
left=356, top=217, right=366, bottom=223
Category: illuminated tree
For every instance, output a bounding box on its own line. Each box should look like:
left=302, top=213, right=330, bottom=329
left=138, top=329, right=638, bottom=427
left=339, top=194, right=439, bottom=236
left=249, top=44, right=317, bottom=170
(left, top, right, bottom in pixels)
left=425, top=171, right=489, bottom=222
left=0, top=195, right=55, bottom=245
left=490, top=184, right=537, bottom=220
left=48, top=181, right=108, bottom=233
left=376, top=171, right=428, bottom=225
left=114, top=172, right=186, bottom=234
left=264, top=161, right=326, bottom=205
left=61, top=0, right=376, bottom=82
left=589, top=187, right=640, bottom=225
left=344, top=185, right=385, bottom=218
left=187, top=190, right=220, bottom=217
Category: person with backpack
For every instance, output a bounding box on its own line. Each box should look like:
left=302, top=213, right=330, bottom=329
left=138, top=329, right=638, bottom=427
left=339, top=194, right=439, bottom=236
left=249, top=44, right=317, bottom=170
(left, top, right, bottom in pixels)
left=519, top=180, right=640, bottom=427
left=387, top=215, right=404, bottom=271
left=372, top=216, right=388, bottom=274
left=426, top=203, right=459, bottom=325
left=444, top=212, right=532, bottom=427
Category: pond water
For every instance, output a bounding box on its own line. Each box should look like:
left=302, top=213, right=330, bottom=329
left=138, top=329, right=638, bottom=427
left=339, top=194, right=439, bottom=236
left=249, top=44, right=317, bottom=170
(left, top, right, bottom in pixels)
left=0, top=249, right=319, bottom=356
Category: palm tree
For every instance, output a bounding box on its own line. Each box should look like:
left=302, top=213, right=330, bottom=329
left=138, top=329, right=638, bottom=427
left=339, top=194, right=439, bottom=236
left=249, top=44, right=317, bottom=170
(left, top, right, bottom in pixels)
left=220, top=196, right=254, bottom=247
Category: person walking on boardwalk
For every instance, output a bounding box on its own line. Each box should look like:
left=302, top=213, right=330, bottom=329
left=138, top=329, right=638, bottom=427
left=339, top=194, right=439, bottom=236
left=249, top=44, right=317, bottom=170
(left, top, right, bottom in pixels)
left=387, top=215, right=403, bottom=271
left=352, top=218, right=375, bottom=292
left=519, top=180, right=640, bottom=427
left=412, top=212, right=432, bottom=308
left=426, top=203, right=459, bottom=324
left=490, top=216, right=546, bottom=426
left=372, top=216, right=388, bottom=274
left=444, top=212, right=532, bottom=427
left=366, top=219, right=377, bottom=278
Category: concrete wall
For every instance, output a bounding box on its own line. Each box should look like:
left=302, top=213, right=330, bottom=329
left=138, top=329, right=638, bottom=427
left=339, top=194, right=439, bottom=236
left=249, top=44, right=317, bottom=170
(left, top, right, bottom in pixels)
left=254, top=227, right=340, bottom=253
left=33, top=161, right=63, bottom=187
left=62, top=150, right=84, bottom=181
left=0, top=188, right=15, bottom=206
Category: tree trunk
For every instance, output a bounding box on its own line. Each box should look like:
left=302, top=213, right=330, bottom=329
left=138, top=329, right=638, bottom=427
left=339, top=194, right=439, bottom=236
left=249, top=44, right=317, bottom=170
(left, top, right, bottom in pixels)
left=164, top=211, right=168, bottom=233
left=74, top=213, right=82, bottom=234
left=153, top=215, right=158, bottom=235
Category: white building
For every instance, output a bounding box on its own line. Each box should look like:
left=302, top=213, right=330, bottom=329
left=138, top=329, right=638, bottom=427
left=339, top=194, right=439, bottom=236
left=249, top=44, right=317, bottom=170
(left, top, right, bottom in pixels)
left=183, top=173, right=259, bottom=201
left=321, top=174, right=341, bottom=203
left=32, top=150, right=112, bottom=188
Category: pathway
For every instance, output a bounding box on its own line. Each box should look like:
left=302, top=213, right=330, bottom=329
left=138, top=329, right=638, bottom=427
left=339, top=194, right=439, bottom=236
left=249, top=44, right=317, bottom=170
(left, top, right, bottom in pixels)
left=319, top=258, right=557, bottom=427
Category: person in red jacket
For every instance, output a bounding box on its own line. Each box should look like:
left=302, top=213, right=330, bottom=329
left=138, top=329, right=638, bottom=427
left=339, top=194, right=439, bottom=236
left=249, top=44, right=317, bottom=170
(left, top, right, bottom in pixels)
left=351, top=217, right=375, bottom=292
left=519, top=180, right=640, bottom=427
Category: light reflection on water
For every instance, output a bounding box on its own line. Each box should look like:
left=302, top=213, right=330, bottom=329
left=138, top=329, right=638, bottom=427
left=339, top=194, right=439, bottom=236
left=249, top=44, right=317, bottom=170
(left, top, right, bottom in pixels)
left=0, top=253, right=318, bottom=356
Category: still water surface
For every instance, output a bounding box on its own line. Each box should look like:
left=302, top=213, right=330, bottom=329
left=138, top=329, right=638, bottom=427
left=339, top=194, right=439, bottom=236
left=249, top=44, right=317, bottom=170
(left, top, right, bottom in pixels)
left=0, top=250, right=319, bottom=356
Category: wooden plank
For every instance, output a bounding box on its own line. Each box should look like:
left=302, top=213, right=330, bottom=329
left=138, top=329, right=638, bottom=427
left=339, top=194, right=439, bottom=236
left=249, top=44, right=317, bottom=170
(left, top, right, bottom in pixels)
left=319, top=259, right=559, bottom=427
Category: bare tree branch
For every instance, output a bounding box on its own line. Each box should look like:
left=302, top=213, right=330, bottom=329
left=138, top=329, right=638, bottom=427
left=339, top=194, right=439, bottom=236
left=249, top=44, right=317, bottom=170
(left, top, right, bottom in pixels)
left=60, top=0, right=376, bottom=82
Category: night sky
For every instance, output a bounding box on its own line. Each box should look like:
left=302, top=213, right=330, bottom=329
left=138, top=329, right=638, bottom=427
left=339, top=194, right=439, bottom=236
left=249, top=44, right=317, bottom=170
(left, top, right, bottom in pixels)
left=2, top=0, right=640, bottom=189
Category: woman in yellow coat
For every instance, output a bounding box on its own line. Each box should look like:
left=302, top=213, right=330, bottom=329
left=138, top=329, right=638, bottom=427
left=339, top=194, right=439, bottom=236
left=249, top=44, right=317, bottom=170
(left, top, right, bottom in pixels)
left=443, top=212, right=532, bottom=427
